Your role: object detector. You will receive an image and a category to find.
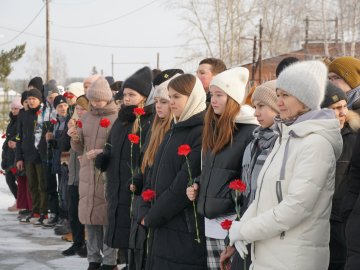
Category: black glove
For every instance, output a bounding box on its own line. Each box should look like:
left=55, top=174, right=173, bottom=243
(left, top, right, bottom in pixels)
left=95, top=152, right=109, bottom=172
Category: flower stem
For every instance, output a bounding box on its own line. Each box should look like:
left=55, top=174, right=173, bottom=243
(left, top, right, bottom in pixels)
left=192, top=200, right=201, bottom=244
left=130, top=143, right=134, bottom=217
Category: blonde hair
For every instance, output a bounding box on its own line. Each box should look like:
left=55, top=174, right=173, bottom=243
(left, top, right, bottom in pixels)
left=141, top=111, right=173, bottom=172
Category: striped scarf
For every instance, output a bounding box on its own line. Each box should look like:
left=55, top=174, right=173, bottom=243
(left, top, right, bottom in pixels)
left=242, top=126, right=278, bottom=206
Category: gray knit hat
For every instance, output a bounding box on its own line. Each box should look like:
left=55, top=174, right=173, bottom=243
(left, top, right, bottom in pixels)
left=86, top=76, right=113, bottom=102
left=251, top=80, right=279, bottom=113
left=276, top=60, right=328, bottom=110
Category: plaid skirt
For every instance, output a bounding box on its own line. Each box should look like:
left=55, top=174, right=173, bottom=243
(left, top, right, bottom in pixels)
left=206, top=237, right=226, bottom=270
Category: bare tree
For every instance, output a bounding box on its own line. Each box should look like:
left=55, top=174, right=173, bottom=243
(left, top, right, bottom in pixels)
left=25, top=46, right=68, bottom=85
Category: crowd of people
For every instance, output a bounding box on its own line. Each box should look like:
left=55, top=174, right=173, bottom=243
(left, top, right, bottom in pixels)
left=2, top=55, right=360, bottom=270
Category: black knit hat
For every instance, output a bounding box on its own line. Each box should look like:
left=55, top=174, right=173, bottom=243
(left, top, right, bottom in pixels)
left=153, top=69, right=184, bottom=87
left=122, top=66, right=153, bottom=97
left=276, top=57, right=300, bottom=77
left=28, top=76, right=43, bottom=91
left=21, top=91, right=28, bottom=105
left=110, top=81, right=123, bottom=92
left=321, top=81, right=348, bottom=108
left=53, top=95, right=67, bottom=109
left=105, top=76, right=115, bottom=86
left=27, top=88, right=43, bottom=101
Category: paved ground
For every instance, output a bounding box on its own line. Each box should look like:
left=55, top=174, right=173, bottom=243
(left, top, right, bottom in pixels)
left=0, top=178, right=87, bottom=269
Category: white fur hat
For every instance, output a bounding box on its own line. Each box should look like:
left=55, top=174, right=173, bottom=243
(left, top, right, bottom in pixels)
left=276, top=60, right=328, bottom=110
left=66, top=82, right=84, bottom=98
left=209, top=67, right=249, bottom=104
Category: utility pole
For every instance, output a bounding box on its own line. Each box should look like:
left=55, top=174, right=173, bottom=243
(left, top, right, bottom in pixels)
left=305, top=16, right=309, bottom=48
left=111, top=54, right=114, bottom=77
left=46, top=0, right=51, bottom=82
left=258, top=19, right=263, bottom=83
left=156, top=52, right=160, bottom=70
left=252, top=35, right=257, bottom=83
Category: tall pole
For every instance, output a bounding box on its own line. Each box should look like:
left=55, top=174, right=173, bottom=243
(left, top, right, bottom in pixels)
left=46, top=0, right=51, bottom=82
left=156, top=52, right=160, bottom=69
left=111, top=54, right=114, bottom=77
left=258, top=19, right=263, bottom=83
left=252, top=35, right=257, bottom=83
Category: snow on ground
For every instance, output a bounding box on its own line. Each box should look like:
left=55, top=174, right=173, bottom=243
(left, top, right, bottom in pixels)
left=0, top=177, right=89, bottom=270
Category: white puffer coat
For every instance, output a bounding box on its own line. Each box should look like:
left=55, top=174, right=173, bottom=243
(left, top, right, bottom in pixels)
left=239, top=109, right=343, bottom=270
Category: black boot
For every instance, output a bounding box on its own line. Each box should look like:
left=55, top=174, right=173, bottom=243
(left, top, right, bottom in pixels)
left=88, top=262, right=101, bottom=270
left=76, top=244, right=87, bottom=258
left=61, top=243, right=82, bottom=256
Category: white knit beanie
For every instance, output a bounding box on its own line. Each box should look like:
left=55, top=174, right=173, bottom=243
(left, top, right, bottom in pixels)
left=209, top=67, right=249, bottom=104
left=154, top=73, right=181, bottom=101
left=276, top=60, right=328, bottom=110
left=11, top=96, right=23, bottom=109
left=66, top=82, right=84, bottom=98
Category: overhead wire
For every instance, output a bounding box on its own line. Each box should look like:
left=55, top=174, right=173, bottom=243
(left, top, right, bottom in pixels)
left=0, top=4, right=46, bottom=46
left=0, top=26, right=203, bottom=49
left=52, top=0, right=162, bottom=29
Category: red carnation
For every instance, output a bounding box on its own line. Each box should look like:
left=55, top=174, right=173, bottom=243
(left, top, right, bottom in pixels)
left=128, top=134, right=140, bottom=144
left=10, top=167, right=17, bottom=175
left=178, top=144, right=191, bottom=156
left=229, top=179, right=246, bottom=192
left=50, top=119, right=57, bottom=125
left=100, top=118, right=111, bottom=128
left=133, top=107, right=145, bottom=116
left=220, top=219, right=233, bottom=231
left=76, top=120, right=83, bottom=128
left=141, top=189, right=156, bottom=202
left=1, top=133, right=6, bottom=139
left=36, top=110, right=42, bottom=116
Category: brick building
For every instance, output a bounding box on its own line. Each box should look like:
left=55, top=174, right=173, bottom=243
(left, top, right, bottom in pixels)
left=242, top=42, right=360, bottom=84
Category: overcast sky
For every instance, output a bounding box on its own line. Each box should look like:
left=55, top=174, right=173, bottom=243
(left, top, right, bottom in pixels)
left=1, top=0, right=198, bottom=83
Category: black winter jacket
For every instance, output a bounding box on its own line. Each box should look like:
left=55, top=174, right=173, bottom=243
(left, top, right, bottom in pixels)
left=197, top=123, right=257, bottom=219
left=97, top=105, right=153, bottom=249
left=1, top=112, right=19, bottom=170
left=331, top=124, right=357, bottom=222
left=16, top=107, right=42, bottom=164
left=140, top=111, right=207, bottom=270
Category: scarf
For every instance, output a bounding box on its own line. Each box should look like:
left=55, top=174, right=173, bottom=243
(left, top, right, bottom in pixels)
left=242, top=126, right=278, bottom=206
left=347, top=85, right=360, bottom=109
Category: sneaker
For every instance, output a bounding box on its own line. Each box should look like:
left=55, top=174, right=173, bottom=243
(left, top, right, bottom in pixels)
left=88, top=262, right=101, bottom=270
left=54, top=221, right=71, bottom=236
left=17, top=209, right=31, bottom=220
left=33, top=214, right=47, bottom=227
left=76, top=244, right=87, bottom=258
left=42, top=213, right=59, bottom=228
left=19, top=212, right=37, bottom=224
left=100, top=265, right=118, bottom=270
left=61, top=243, right=82, bottom=256
left=8, top=201, right=18, bottom=212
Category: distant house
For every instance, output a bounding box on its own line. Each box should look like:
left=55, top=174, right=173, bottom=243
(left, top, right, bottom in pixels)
left=242, top=42, right=360, bottom=84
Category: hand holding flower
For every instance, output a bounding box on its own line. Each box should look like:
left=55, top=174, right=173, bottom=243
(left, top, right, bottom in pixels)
left=186, top=183, right=199, bottom=201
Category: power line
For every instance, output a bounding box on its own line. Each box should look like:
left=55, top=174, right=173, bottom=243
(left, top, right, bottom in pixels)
left=0, top=26, right=198, bottom=49
left=0, top=4, right=46, bottom=46
left=52, top=0, right=162, bottom=29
